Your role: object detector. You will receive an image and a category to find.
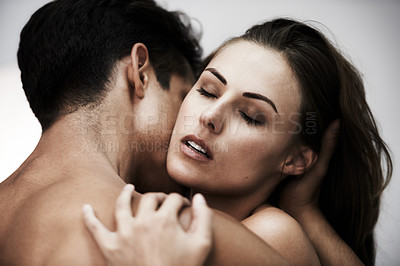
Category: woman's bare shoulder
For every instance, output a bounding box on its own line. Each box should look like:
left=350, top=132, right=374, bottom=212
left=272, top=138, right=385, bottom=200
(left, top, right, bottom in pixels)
left=242, top=204, right=305, bottom=243
left=242, top=204, right=320, bottom=266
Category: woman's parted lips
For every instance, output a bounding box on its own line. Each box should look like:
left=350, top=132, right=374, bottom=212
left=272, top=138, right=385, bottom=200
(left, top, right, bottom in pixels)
left=181, top=135, right=213, bottom=160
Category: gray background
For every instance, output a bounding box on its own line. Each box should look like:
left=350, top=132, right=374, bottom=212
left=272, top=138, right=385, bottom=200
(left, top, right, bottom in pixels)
left=0, top=0, right=399, bottom=264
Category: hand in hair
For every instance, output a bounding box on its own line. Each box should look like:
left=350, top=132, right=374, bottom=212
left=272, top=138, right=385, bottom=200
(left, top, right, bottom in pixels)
left=279, top=119, right=340, bottom=217
left=279, top=120, right=363, bottom=265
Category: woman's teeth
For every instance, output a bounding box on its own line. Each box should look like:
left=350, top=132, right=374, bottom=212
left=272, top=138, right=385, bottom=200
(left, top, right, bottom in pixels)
left=187, top=140, right=207, bottom=155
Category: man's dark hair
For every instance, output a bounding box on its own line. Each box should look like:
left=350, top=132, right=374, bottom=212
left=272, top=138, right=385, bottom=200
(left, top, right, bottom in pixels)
left=17, top=0, right=202, bottom=131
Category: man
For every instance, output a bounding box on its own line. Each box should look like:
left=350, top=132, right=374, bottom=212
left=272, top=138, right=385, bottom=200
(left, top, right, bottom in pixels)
left=0, top=0, right=287, bottom=265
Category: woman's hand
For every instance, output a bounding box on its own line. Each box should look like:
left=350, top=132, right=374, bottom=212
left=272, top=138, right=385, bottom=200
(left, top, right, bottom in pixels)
left=82, top=185, right=213, bottom=266
left=279, top=120, right=363, bottom=265
left=279, top=120, right=340, bottom=218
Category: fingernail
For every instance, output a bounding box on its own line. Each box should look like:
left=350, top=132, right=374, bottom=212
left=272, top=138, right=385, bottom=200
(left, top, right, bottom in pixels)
left=82, top=204, right=92, bottom=213
left=330, top=120, right=340, bottom=135
left=125, top=184, right=134, bottom=190
left=194, top=194, right=207, bottom=205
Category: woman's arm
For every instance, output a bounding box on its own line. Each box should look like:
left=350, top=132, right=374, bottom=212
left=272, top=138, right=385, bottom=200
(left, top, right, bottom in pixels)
left=83, top=185, right=289, bottom=266
left=202, top=210, right=288, bottom=266
left=293, top=207, right=364, bottom=265
left=279, top=120, right=363, bottom=265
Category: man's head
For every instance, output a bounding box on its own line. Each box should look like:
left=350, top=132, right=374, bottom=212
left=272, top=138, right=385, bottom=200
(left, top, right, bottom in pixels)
left=18, top=0, right=202, bottom=131
left=17, top=0, right=202, bottom=193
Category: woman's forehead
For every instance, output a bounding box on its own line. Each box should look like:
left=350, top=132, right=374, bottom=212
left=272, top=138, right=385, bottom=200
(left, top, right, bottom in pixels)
left=205, top=41, right=301, bottom=113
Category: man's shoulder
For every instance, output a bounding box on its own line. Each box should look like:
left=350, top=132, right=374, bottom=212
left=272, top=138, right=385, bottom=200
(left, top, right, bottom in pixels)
left=0, top=176, right=125, bottom=265
left=35, top=179, right=124, bottom=264
left=29, top=176, right=123, bottom=226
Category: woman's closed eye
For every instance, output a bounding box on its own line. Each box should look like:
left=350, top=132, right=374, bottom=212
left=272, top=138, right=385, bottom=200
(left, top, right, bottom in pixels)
left=197, top=87, right=217, bottom=99
left=239, top=111, right=263, bottom=126
left=197, top=87, right=265, bottom=126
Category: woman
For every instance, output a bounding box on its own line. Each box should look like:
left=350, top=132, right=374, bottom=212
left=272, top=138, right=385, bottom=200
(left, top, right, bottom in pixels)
left=83, top=18, right=392, bottom=265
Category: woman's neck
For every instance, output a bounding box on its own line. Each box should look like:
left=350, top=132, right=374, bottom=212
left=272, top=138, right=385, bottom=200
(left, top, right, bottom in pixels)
left=202, top=195, right=257, bottom=220
left=192, top=174, right=283, bottom=221
left=196, top=189, right=273, bottom=221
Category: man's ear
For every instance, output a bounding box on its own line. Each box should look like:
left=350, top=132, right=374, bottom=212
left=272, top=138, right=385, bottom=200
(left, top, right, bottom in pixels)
left=282, top=146, right=318, bottom=176
left=127, top=43, right=151, bottom=99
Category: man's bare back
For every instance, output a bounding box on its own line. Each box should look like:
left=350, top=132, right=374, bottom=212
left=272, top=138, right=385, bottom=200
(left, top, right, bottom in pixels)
left=0, top=145, right=126, bottom=265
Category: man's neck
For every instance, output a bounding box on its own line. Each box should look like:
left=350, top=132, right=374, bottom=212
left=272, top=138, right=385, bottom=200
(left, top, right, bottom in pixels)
left=29, top=113, right=185, bottom=195
left=33, top=115, right=130, bottom=181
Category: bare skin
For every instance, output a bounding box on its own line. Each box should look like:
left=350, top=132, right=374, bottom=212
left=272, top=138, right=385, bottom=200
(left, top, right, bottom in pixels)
left=83, top=119, right=365, bottom=266
left=0, top=121, right=127, bottom=265
left=0, top=42, right=361, bottom=266
left=167, top=42, right=320, bottom=265
left=82, top=185, right=213, bottom=266
left=0, top=44, right=287, bottom=265
left=0, top=118, right=288, bottom=266
left=279, top=120, right=364, bottom=265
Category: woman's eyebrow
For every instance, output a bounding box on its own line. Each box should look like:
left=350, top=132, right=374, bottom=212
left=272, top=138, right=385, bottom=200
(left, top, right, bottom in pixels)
left=205, top=68, right=227, bottom=85
left=242, top=92, right=278, bottom=113
left=204, top=67, right=278, bottom=113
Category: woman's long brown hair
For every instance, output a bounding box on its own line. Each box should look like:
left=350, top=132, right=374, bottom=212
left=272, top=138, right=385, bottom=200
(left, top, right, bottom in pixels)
left=202, top=18, right=392, bottom=265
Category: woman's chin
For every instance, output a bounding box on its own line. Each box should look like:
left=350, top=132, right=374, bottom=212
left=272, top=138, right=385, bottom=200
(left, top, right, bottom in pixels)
left=167, top=167, right=195, bottom=188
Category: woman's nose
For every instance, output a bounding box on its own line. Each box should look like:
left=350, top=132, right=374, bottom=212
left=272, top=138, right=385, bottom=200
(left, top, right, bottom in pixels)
left=199, top=105, right=224, bottom=134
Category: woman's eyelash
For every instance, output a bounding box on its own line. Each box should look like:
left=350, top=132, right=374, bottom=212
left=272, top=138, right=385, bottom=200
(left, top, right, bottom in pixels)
left=239, top=111, right=262, bottom=126
left=197, top=87, right=262, bottom=126
left=196, top=87, right=217, bottom=98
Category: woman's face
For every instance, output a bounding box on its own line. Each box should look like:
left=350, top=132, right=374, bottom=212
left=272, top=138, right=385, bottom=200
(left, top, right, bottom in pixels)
left=167, top=41, right=301, bottom=196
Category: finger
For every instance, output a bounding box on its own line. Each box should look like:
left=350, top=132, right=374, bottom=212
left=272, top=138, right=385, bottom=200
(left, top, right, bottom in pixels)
left=82, top=204, right=113, bottom=252
left=136, top=193, right=168, bottom=217
left=303, top=119, right=340, bottom=186
left=159, top=193, right=189, bottom=218
left=315, top=119, right=340, bottom=173
left=115, top=184, right=135, bottom=231
left=190, top=194, right=212, bottom=240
